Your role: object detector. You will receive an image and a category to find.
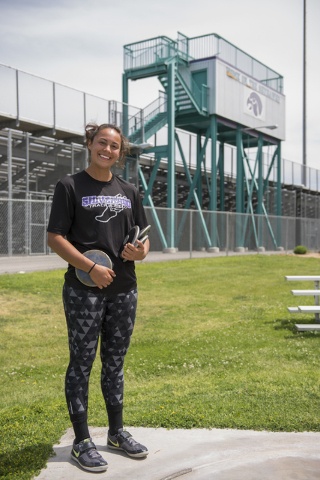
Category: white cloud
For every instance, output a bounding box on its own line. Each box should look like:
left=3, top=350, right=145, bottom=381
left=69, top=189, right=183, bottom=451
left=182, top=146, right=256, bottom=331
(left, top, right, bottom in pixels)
left=0, top=0, right=319, bottom=167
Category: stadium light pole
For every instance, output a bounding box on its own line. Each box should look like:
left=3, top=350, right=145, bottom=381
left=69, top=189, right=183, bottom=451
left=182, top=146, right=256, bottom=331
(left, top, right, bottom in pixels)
left=302, top=0, right=307, bottom=186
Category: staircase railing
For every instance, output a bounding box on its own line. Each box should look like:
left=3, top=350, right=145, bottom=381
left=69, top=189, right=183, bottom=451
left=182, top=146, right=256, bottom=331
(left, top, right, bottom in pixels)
left=121, top=92, right=167, bottom=143
left=144, top=91, right=167, bottom=125
left=176, top=63, right=208, bottom=114
left=124, top=36, right=177, bottom=71
left=124, top=36, right=193, bottom=71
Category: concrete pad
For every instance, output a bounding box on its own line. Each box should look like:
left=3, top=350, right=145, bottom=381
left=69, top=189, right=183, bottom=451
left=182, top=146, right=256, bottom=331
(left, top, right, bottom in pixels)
left=0, top=254, right=67, bottom=275
left=34, top=426, right=320, bottom=480
left=0, top=250, right=290, bottom=275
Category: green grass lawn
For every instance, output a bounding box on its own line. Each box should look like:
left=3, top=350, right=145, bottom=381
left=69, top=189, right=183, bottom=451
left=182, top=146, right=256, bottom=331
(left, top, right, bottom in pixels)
left=1, top=254, right=320, bottom=479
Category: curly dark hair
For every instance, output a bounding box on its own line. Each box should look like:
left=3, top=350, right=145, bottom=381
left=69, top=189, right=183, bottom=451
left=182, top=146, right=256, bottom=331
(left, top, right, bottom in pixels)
left=85, top=123, right=130, bottom=168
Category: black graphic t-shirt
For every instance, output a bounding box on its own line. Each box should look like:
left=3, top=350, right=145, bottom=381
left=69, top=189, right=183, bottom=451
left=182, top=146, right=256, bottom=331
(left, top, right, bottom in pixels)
left=47, top=170, right=148, bottom=295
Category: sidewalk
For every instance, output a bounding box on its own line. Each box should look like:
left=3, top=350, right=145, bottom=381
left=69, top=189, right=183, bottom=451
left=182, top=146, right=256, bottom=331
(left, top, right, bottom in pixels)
left=0, top=249, right=287, bottom=275
left=34, top=426, right=320, bottom=480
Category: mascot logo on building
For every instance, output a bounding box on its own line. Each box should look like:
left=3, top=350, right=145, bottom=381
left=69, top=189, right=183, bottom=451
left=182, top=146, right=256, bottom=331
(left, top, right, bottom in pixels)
left=247, top=92, right=263, bottom=117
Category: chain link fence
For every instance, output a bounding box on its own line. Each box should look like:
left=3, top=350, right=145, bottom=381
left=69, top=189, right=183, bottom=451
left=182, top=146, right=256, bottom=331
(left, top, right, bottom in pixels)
left=1, top=198, right=319, bottom=257
left=0, top=198, right=52, bottom=256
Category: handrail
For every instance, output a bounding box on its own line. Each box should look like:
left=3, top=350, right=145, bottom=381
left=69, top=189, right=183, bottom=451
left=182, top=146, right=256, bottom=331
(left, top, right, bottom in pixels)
left=124, top=35, right=193, bottom=71
left=123, top=32, right=283, bottom=93
left=120, top=92, right=167, bottom=142
left=0, top=63, right=110, bottom=135
left=187, top=33, right=283, bottom=93
left=176, top=62, right=208, bottom=113
left=124, top=35, right=176, bottom=49
left=187, top=33, right=282, bottom=80
left=0, top=62, right=106, bottom=100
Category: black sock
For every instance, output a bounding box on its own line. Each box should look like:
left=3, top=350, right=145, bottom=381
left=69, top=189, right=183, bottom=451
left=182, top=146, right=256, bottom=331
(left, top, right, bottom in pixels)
left=107, top=404, right=123, bottom=435
left=70, top=412, right=90, bottom=444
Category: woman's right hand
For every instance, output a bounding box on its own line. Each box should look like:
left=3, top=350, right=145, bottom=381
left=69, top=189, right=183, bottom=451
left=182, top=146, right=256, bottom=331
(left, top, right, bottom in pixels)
left=89, top=264, right=116, bottom=289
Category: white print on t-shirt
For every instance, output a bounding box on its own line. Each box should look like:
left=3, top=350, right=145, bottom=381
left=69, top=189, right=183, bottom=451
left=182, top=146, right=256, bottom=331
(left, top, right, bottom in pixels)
left=82, top=194, right=131, bottom=223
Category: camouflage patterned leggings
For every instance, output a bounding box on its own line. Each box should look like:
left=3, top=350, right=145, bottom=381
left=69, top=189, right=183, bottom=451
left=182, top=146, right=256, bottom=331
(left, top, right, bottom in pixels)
left=62, top=284, right=137, bottom=416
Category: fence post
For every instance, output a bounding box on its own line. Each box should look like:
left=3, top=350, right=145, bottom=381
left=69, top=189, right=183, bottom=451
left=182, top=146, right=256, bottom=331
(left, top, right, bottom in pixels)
left=141, top=109, right=145, bottom=143
left=25, top=133, right=30, bottom=255
left=83, top=92, right=86, bottom=131
left=71, top=143, right=74, bottom=175
left=53, top=83, right=56, bottom=131
left=16, top=70, right=20, bottom=125
left=189, top=210, right=193, bottom=259
left=44, top=201, right=47, bottom=254
left=28, top=200, right=32, bottom=255
left=7, top=130, right=12, bottom=257
left=226, top=212, right=229, bottom=257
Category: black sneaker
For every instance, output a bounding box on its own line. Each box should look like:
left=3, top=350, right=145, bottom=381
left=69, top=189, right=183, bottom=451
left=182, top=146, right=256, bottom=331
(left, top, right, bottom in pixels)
left=70, top=437, right=108, bottom=472
left=107, top=429, right=149, bottom=458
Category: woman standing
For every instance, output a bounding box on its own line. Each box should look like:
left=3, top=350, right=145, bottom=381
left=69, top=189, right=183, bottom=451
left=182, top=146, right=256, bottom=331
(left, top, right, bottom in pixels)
left=47, top=124, right=150, bottom=472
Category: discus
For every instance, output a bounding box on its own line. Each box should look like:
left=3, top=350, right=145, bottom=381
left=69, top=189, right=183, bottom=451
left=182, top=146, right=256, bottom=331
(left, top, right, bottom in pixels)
left=123, top=234, right=149, bottom=262
left=120, top=225, right=140, bottom=262
left=137, top=235, right=149, bottom=246
left=76, top=250, right=113, bottom=287
left=138, top=225, right=151, bottom=239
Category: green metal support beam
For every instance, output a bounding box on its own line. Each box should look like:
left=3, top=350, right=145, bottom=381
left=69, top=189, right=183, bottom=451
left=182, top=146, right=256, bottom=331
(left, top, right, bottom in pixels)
left=242, top=156, right=259, bottom=249
left=240, top=139, right=261, bottom=249
left=166, top=60, right=176, bottom=248
left=277, top=141, right=282, bottom=247
left=142, top=155, right=162, bottom=206
left=176, top=126, right=212, bottom=247
left=262, top=148, right=278, bottom=195
left=122, top=74, right=129, bottom=137
left=138, top=164, right=167, bottom=249
left=144, top=145, right=168, bottom=155
left=241, top=148, right=277, bottom=249
left=124, top=159, right=130, bottom=182
left=125, top=64, right=167, bottom=81
left=196, top=133, right=203, bottom=249
left=277, top=142, right=282, bottom=216
left=257, top=133, right=264, bottom=247
left=218, top=141, right=225, bottom=249
left=209, top=115, right=218, bottom=247
left=218, top=142, right=225, bottom=212
left=236, top=126, right=244, bottom=248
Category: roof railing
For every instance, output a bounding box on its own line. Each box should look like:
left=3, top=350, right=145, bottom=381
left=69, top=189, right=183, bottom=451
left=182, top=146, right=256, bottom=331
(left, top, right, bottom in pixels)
left=124, top=36, right=192, bottom=71
left=187, top=32, right=283, bottom=93
left=123, top=32, right=283, bottom=93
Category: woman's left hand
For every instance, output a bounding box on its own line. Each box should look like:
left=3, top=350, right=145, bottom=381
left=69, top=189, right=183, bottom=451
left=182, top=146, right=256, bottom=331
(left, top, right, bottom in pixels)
left=122, top=239, right=149, bottom=261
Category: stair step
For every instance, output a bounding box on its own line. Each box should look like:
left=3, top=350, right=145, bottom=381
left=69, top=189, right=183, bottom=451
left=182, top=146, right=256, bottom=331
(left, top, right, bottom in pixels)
left=291, top=290, right=320, bottom=295
left=295, top=324, right=320, bottom=331
left=286, top=276, right=320, bottom=281
left=179, top=105, right=194, bottom=111
left=299, top=306, right=320, bottom=313
left=176, top=97, right=190, bottom=102
left=175, top=94, right=189, bottom=100
left=176, top=99, right=192, bottom=105
left=176, top=107, right=197, bottom=114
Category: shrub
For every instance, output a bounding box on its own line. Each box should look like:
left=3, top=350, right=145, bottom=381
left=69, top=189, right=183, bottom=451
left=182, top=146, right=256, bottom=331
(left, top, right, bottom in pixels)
left=293, top=245, right=308, bottom=255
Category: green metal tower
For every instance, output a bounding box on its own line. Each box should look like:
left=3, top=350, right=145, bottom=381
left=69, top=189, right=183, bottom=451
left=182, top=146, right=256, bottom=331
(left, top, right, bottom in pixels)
left=121, top=32, right=285, bottom=252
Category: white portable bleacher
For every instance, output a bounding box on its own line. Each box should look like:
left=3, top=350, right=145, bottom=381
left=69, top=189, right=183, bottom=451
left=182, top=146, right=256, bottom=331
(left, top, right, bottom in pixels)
left=285, top=276, right=320, bottom=331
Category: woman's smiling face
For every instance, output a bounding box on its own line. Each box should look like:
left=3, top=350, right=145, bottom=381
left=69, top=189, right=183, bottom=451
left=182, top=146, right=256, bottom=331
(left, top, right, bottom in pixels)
left=88, top=128, right=121, bottom=171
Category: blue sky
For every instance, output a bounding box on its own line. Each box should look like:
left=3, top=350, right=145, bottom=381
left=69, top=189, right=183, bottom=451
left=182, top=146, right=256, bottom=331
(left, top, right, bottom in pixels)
left=0, top=0, right=319, bottom=168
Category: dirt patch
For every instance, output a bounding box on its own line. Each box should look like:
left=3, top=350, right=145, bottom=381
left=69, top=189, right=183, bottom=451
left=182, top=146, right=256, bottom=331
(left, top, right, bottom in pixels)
left=287, top=253, right=320, bottom=258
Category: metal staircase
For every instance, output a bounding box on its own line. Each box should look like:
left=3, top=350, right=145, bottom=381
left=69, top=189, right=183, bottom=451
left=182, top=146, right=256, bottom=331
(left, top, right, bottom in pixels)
left=121, top=92, right=168, bottom=144
left=158, top=61, right=209, bottom=116
left=122, top=60, right=209, bottom=145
